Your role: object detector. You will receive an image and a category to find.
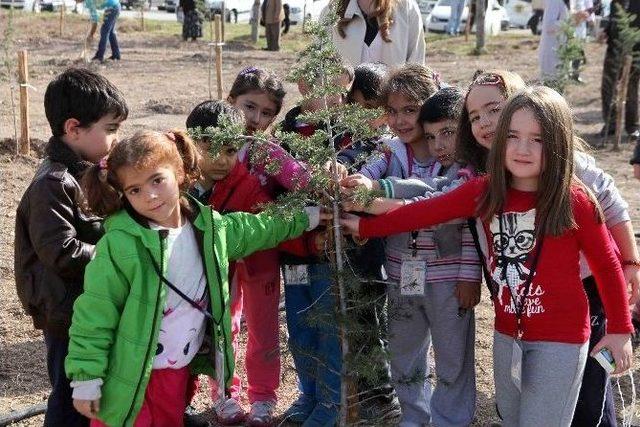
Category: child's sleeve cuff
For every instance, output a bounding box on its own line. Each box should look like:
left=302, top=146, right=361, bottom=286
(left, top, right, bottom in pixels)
left=71, top=378, right=103, bottom=400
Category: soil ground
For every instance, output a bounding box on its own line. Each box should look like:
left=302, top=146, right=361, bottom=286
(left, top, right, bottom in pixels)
left=0, top=10, right=639, bottom=426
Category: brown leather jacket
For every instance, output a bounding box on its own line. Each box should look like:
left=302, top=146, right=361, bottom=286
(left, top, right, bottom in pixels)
left=14, top=137, right=103, bottom=337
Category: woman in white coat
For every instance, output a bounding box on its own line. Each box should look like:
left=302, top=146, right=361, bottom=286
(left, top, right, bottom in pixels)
left=325, top=0, right=426, bottom=67
left=538, top=0, right=570, bottom=81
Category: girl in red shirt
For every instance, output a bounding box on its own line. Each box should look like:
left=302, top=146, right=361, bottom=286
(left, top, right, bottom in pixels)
left=340, top=86, right=634, bottom=427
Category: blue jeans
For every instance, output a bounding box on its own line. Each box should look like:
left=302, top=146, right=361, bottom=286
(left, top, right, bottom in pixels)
left=447, top=0, right=465, bottom=35
left=94, top=7, right=120, bottom=60
left=284, top=263, right=341, bottom=407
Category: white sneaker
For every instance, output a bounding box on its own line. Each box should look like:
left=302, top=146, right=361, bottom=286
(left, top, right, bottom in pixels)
left=247, top=400, right=276, bottom=427
left=214, top=397, right=246, bottom=425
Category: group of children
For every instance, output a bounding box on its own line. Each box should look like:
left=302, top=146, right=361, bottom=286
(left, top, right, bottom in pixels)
left=13, top=59, right=640, bottom=427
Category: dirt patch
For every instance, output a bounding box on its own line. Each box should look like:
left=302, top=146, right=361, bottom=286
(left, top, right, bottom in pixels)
left=0, top=138, right=48, bottom=158
left=145, top=98, right=193, bottom=115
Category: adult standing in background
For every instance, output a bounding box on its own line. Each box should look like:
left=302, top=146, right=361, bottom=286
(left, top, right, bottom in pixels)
left=447, top=0, right=466, bottom=35
left=538, top=0, right=569, bottom=82
left=179, top=0, right=203, bottom=41
left=600, top=0, right=640, bottom=138
left=263, top=0, right=284, bottom=51
left=327, top=0, right=426, bottom=67
left=78, top=0, right=121, bottom=63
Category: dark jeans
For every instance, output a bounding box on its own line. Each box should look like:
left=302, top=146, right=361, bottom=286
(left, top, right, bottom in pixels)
left=94, top=7, right=121, bottom=61
left=601, top=43, right=640, bottom=133
left=43, top=331, right=89, bottom=427
left=570, top=277, right=617, bottom=427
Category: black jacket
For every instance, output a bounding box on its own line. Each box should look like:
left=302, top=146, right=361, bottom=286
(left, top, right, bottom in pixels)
left=14, top=137, right=103, bottom=337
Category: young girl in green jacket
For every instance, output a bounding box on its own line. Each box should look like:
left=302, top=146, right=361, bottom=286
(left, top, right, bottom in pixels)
left=65, top=129, right=321, bottom=426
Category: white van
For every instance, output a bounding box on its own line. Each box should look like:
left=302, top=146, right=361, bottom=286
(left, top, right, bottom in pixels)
left=426, top=0, right=507, bottom=35
left=285, top=0, right=329, bottom=24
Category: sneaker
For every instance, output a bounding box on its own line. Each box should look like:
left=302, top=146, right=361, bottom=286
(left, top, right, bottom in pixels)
left=282, top=394, right=317, bottom=424
left=214, top=397, right=247, bottom=425
left=247, top=400, right=276, bottom=427
left=184, top=405, right=210, bottom=427
left=301, top=403, right=338, bottom=427
left=358, top=395, right=402, bottom=425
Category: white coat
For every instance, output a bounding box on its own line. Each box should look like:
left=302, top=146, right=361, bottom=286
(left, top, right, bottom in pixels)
left=538, top=0, right=569, bottom=80
left=323, top=0, right=426, bottom=67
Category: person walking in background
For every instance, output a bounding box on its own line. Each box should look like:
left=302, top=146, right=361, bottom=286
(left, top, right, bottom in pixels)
left=263, top=0, right=284, bottom=51
left=78, top=0, right=122, bottom=63
left=447, top=0, right=466, bottom=35
left=327, top=0, right=425, bottom=67
left=282, top=3, right=291, bottom=34
left=600, top=0, right=640, bottom=139
left=179, top=0, right=203, bottom=41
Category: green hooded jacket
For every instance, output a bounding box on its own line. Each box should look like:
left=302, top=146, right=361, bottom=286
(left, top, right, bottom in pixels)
left=65, top=197, right=309, bottom=426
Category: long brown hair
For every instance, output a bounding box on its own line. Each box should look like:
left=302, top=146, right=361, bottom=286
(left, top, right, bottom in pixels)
left=457, top=69, right=526, bottom=174
left=478, top=86, right=593, bottom=237
left=82, top=129, right=201, bottom=217
left=336, top=0, right=397, bottom=43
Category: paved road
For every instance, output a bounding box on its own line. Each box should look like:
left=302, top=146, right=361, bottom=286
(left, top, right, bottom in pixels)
left=120, top=7, right=178, bottom=21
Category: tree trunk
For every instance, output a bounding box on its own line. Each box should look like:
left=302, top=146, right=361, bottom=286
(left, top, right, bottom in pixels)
left=251, top=0, right=260, bottom=43
left=475, top=0, right=486, bottom=54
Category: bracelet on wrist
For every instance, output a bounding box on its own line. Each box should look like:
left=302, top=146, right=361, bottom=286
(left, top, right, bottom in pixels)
left=622, top=259, right=640, bottom=267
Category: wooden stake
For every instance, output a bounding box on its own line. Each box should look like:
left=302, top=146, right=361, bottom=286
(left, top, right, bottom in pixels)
left=220, top=0, right=225, bottom=42
left=59, top=1, right=65, bottom=36
left=214, top=14, right=223, bottom=100
left=614, top=54, right=633, bottom=152
left=18, top=50, right=30, bottom=156
left=140, top=5, right=145, bottom=31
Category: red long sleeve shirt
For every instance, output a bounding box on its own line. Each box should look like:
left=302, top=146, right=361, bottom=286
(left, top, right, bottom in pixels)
left=360, top=177, right=633, bottom=344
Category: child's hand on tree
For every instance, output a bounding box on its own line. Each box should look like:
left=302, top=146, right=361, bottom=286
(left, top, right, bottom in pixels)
left=455, top=281, right=481, bottom=309
left=73, top=398, right=100, bottom=419
left=324, top=161, right=349, bottom=180
left=339, top=213, right=361, bottom=237
left=591, top=334, right=633, bottom=375
left=341, top=174, right=380, bottom=192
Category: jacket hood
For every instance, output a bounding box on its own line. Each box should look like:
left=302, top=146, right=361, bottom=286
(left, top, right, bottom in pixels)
left=104, top=195, right=212, bottom=250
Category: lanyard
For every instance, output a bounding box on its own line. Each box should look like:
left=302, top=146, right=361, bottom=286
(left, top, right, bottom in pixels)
left=494, top=212, right=544, bottom=339
left=405, top=144, right=414, bottom=178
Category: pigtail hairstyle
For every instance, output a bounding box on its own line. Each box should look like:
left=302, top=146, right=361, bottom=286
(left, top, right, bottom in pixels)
left=479, top=86, right=589, bottom=236
left=81, top=159, right=124, bottom=217
left=81, top=130, right=202, bottom=218
left=167, top=129, right=201, bottom=190
left=457, top=69, right=526, bottom=174
left=336, top=0, right=397, bottom=43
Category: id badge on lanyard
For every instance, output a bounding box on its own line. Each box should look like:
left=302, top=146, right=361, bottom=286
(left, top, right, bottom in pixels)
left=400, top=231, right=426, bottom=296
left=283, top=265, right=309, bottom=286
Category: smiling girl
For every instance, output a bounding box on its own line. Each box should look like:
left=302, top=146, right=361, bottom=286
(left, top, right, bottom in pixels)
left=64, top=130, right=320, bottom=426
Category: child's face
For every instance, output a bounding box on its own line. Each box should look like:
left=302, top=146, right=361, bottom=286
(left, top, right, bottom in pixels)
left=301, top=72, right=352, bottom=112
left=118, top=163, right=182, bottom=228
left=466, top=85, right=506, bottom=150
left=71, top=113, right=122, bottom=163
left=197, top=142, right=238, bottom=181
left=505, top=108, right=543, bottom=190
left=229, top=91, right=278, bottom=135
left=350, top=89, right=386, bottom=130
left=424, top=119, right=457, bottom=167
left=386, top=93, right=423, bottom=145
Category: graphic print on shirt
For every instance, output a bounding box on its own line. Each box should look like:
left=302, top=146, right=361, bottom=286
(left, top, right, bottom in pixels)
left=488, top=209, right=545, bottom=317
left=154, top=297, right=207, bottom=369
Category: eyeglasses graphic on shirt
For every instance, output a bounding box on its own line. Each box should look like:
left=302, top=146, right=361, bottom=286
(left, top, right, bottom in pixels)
left=492, top=230, right=536, bottom=253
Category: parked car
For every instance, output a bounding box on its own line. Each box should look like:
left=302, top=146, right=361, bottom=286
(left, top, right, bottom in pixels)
left=0, top=0, right=40, bottom=11
left=165, top=0, right=177, bottom=12
left=285, top=0, right=328, bottom=24
left=417, top=0, right=438, bottom=31
left=207, top=0, right=253, bottom=22
left=40, top=0, right=75, bottom=11
left=425, top=0, right=506, bottom=36
left=502, top=0, right=531, bottom=28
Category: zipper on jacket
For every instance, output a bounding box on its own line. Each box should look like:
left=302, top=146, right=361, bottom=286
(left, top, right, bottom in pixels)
left=124, top=230, right=166, bottom=423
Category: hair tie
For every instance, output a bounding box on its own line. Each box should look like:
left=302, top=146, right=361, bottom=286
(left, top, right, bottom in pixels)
left=98, top=157, right=109, bottom=183
left=165, top=131, right=176, bottom=142
left=239, top=66, right=259, bottom=76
